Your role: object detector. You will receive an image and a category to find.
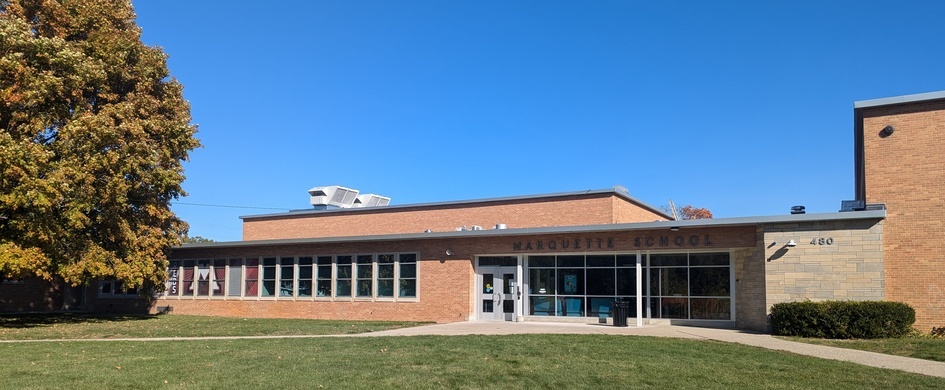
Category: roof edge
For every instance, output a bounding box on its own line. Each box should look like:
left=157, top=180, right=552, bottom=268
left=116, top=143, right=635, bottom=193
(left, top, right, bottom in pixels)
left=240, top=186, right=673, bottom=221
left=854, top=90, right=945, bottom=109
left=184, top=210, right=885, bottom=251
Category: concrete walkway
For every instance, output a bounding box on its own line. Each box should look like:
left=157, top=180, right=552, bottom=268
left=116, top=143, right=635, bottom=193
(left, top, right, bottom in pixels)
left=359, top=321, right=945, bottom=379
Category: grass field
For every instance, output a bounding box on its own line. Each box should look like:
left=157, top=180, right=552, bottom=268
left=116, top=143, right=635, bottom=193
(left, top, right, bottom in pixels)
left=3, top=335, right=945, bottom=389
left=2, top=315, right=944, bottom=389
left=780, top=336, right=945, bottom=362
left=0, top=313, right=424, bottom=340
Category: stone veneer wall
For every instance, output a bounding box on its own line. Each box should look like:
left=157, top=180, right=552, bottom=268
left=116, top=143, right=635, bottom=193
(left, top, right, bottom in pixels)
left=762, top=218, right=884, bottom=325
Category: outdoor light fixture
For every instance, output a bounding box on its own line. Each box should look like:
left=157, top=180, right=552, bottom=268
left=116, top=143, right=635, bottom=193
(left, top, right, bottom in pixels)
left=786, top=240, right=797, bottom=247
left=881, top=125, right=895, bottom=137
left=670, top=227, right=680, bottom=232
left=446, top=249, right=453, bottom=256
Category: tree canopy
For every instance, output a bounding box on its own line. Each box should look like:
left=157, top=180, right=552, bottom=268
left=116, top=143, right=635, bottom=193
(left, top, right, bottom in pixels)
left=663, top=203, right=714, bottom=220
left=0, top=0, right=199, bottom=291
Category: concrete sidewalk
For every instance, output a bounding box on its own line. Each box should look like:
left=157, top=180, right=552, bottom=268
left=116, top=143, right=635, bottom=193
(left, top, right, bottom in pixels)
left=359, top=321, right=945, bottom=379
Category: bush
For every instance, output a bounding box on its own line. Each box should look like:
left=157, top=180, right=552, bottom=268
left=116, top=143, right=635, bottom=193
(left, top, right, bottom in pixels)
left=770, top=300, right=915, bottom=339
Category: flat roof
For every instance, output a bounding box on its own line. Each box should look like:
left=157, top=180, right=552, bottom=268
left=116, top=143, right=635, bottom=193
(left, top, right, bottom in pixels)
left=240, top=186, right=673, bottom=221
left=180, top=210, right=885, bottom=250
left=854, top=90, right=945, bottom=109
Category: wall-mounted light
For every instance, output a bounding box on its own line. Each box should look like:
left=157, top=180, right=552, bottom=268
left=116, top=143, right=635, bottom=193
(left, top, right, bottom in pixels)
left=881, top=125, right=895, bottom=137
left=786, top=240, right=797, bottom=247
left=670, top=227, right=680, bottom=232
left=445, top=249, right=453, bottom=256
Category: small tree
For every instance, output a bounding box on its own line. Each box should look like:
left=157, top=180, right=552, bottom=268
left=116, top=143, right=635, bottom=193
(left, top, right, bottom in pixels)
left=663, top=202, right=714, bottom=220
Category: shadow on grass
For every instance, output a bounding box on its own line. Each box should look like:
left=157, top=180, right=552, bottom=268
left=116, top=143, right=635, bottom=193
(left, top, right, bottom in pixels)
left=0, top=312, right=160, bottom=329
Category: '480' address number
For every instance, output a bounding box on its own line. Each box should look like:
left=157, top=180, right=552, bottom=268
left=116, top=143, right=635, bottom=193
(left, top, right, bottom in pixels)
left=810, top=237, right=834, bottom=245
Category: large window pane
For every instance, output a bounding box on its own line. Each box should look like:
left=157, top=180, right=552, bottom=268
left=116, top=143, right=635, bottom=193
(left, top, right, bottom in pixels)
left=585, top=268, right=615, bottom=295
left=557, top=269, right=584, bottom=295
left=557, top=297, right=584, bottom=316
left=587, top=297, right=616, bottom=318
left=690, top=298, right=731, bottom=320
left=528, top=256, right=555, bottom=267
left=586, top=255, right=615, bottom=267
left=690, top=267, right=730, bottom=296
left=660, top=297, right=688, bottom=319
left=182, top=260, right=195, bottom=296
left=650, top=254, right=687, bottom=267
left=557, top=255, right=584, bottom=268
left=244, top=258, right=259, bottom=297
left=616, top=268, right=637, bottom=296
left=166, top=261, right=180, bottom=296
left=530, top=296, right=555, bottom=316
left=660, top=268, right=688, bottom=296
left=689, top=253, right=730, bottom=266
left=528, top=269, right=554, bottom=295
left=197, top=260, right=210, bottom=296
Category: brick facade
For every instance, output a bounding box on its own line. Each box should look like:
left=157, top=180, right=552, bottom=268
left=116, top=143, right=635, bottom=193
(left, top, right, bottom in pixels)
left=862, top=97, right=945, bottom=330
left=242, top=192, right=668, bottom=241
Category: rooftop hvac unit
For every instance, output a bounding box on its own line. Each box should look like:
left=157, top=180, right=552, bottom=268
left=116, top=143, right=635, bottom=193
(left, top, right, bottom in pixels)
left=840, top=200, right=866, bottom=212
left=352, top=194, right=391, bottom=208
left=308, top=185, right=359, bottom=209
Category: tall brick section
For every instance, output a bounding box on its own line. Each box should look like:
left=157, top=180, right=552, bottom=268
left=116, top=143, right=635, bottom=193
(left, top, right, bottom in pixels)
left=242, top=188, right=670, bottom=241
left=858, top=92, right=945, bottom=331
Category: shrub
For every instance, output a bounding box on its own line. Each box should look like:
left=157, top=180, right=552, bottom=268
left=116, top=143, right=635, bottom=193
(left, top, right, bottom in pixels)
left=770, top=300, right=915, bottom=339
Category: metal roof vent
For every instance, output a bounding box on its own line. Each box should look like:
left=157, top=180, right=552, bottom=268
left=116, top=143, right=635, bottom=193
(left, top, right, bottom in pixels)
left=352, top=194, right=391, bottom=208
left=840, top=200, right=866, bottom=212
left=308, top=185, right=359, bottom=209
left=790, top=205, right=806, bottom=215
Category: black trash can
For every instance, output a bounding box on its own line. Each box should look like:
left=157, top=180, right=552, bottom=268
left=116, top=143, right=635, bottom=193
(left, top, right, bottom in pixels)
left=612, top=300, right=629, bottom=327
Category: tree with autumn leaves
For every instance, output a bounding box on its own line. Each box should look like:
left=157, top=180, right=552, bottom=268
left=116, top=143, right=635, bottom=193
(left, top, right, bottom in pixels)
left=663, top=203, right=714, bottom=220
left=0, top=0, right=199, bottom=293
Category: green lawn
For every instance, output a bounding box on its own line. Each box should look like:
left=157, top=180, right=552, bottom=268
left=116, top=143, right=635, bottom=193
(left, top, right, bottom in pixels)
left=779, top=336, right=945, bottom=362
left=0, top=313, right=424, bottom=340
left=2, top=335, right=944, bottom=389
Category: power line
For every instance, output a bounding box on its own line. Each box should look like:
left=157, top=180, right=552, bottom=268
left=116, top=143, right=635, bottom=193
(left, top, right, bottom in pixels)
left=172, top=202, right=291, bottom=211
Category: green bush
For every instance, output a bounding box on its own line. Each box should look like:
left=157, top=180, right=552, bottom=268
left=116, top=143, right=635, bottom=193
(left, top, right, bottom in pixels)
left=770, top=300, right=915, bottom=339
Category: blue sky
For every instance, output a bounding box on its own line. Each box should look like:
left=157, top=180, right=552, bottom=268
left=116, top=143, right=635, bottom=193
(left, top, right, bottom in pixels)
left=133, top=1, right=945, bottom=242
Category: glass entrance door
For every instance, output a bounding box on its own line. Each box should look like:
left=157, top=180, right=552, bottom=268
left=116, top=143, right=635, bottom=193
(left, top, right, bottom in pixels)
left=478, top=266, right=518, bottom=321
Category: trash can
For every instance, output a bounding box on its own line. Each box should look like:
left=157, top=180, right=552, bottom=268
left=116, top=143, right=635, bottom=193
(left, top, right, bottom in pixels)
left=612, top=300, right=629, bottom=327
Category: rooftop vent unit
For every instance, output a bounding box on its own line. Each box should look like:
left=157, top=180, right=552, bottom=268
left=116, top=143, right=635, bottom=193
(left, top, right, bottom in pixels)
left=840, top=200, right=866, bottom=212
left=790, top=205, right=806, bottom=215
left=865, top=203, right=886, bottom=211
left=352, top=194, right=391, bottom=208
left=308, top=185, right=359, bottom=210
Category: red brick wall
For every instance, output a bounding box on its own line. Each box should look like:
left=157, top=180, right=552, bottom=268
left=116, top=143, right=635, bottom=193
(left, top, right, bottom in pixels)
left=242, top=194, right=668, bottom=240
left=164, top=226, right=755, bottom=322
left=0, top=278, right=62, bottom=312
left=862, top=99, right=945, bottom=330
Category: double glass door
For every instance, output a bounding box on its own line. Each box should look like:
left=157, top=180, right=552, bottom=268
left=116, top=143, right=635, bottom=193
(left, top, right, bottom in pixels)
left=479, top=266, right=518, bottom=321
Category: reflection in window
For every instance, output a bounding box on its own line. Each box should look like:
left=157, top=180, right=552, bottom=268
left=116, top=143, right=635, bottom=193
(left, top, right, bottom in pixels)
left=377, top=254, right=395, bottom=297
left=298, top=257, right=313, bottom=297
left=316, top=256, right=332, bottom=297
left=213, top=259, right=226, bottom=297
left=399, top=254, right=417, bottom=298
left=336, top=255, right=352, bottom=297
left=356, top=255, right=373, bottom=297
left=244, top=258, right=259, bottom=297
left=261, top=258, right=277, bottom=297
left=280, top=257, right=295, bottom=297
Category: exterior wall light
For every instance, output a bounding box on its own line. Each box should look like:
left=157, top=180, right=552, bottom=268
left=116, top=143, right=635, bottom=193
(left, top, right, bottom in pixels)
left=881, top=125, right=895, bottom=137
left=786, top=240, right=797, bottom=247
left=670, top=227, right=680, bottom=232
left=445, top=249, right=453, bottom=256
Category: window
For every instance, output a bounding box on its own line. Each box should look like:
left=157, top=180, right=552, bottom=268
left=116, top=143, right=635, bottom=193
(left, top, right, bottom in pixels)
left=98, top=280, right=139, bottom=298
left=227, top=259, right=242, bottom=297
left=166, top=260, right=180, bottom=296
left=336, top=255, right=353, bottom=297
left=196, top=260, right=211, bottom=296
left=262, top=258, right=277, bottom=297
left=298, top=257, right=313, bottom=297
left=398, top=253, right=417, bottom=298
left=356, top=255, right=374, bottom=297
left=377, top=254, right=395, bottom=297
left=245, top=258, right=259, bottom=297
left=316, top=256, right=332, bottom=297
left=279, top=257, right=295, bottom=297
left=182, top=260, right=195, bottom=296
left=212, top=259, right=226, bottom=296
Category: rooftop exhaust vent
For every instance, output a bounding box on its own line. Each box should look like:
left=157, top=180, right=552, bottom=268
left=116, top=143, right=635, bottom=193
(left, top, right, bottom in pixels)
left=308, top=185, right=359, bottom=209
left=840, top=200, right=866, bottom=212
left=352, top=194, right=391, bottom=208
left=790, top=205, right=806, bottom=215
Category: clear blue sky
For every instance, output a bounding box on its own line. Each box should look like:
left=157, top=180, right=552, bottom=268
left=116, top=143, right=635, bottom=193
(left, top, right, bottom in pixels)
left=133, top=1, right=945, bottom=242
